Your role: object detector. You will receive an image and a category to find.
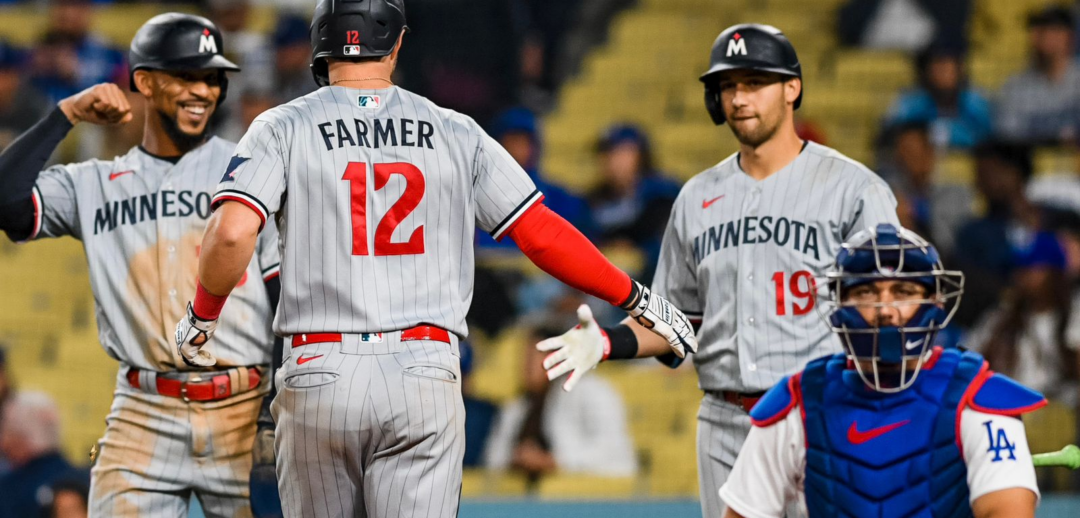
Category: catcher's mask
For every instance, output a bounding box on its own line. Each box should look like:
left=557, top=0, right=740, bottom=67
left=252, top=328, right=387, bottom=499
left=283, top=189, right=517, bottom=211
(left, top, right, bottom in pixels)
left=821, top=224, right=964, bottom=393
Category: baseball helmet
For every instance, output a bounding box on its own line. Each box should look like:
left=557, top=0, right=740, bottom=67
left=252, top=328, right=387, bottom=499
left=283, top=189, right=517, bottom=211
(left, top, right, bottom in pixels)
left=699, top=24, right=802, bottom=125
left=822, top=224, right=964, bottom=393
left=309, top=0, right=408, bottom=87
left=128, top=13, right=240, bottom=103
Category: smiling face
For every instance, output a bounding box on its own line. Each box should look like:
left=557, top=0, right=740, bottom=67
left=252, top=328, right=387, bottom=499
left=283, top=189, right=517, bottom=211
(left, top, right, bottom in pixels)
left=717, top=68, right=800, bottom=147
left=134, top=68, right=223, bottom=151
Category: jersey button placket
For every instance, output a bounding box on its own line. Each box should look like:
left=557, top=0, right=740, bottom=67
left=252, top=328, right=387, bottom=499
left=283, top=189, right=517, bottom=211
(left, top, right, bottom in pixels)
left=159, top=167, right=181, bottom=340
left=739, top=188, right=761, bottom=385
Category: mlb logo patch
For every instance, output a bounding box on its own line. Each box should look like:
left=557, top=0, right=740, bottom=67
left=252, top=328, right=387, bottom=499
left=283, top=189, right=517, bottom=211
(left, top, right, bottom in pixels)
left=344, top=45, right=362, bottom=56
left=360, top=333, right=384, bottom=343
left=358, top=95, right=381, bottom=109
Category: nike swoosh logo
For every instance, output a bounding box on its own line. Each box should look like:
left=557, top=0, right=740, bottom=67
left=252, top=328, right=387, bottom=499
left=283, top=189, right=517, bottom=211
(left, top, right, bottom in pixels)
left=109, top=170, right=134, bottom=181
left=702, top=195, right=725, bottom=209
left=847, top=419, right=910, bottom=444
left=296, top=354, right=323, bottom=365
left=905, top=338, right=924, bottom=350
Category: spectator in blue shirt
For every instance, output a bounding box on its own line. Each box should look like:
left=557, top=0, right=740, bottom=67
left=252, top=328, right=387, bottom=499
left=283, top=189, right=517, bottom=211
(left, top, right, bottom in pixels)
left=952, top=141, right=1039, bottom=327
left=476, top=107, right=593, bottom=252
left=587, top=124, right=681, bottom=281
left=28, top=0, right=126, bottom=103
left=884, top=45, right=992, bottom=149
left=0, top=392, right=83, bottom=518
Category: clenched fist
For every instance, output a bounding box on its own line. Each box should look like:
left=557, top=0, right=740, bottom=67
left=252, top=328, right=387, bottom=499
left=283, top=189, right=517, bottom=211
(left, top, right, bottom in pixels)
left=59, top=83, right=133, bottom=126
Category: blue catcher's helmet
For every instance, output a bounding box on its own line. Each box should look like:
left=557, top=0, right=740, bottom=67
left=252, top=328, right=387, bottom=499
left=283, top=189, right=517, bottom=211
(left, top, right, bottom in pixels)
left=823, top=224, right=964, bottom=392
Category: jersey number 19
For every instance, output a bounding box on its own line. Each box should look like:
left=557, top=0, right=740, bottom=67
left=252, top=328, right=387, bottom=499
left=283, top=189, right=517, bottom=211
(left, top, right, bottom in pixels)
left=342, top=161, right=426, bottom=256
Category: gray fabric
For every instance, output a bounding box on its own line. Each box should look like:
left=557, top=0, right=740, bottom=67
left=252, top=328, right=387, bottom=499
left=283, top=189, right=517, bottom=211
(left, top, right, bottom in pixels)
left=272, top=334, right=464, bottom=518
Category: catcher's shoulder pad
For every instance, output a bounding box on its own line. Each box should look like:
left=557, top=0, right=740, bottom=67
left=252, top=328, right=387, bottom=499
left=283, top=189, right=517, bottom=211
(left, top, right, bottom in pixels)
left=969, top=372, right=1047, bottom=417
left=750, top=374, right=799, bottom=427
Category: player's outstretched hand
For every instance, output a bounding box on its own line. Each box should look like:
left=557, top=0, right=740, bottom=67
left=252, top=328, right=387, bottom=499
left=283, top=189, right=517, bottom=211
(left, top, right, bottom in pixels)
left=621, top=280, right=698, bottom=358
left=59, top=83, right=133, bottom=126
left=536, top=305, right=607, bottom=392
left=174, top=302, right=218, bottom=367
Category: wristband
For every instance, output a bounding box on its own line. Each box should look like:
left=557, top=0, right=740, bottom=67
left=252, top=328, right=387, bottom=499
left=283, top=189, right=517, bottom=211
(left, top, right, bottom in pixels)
left=602, top=324, right=639, bottom=361
left=193, top=282, right=228, bottom=321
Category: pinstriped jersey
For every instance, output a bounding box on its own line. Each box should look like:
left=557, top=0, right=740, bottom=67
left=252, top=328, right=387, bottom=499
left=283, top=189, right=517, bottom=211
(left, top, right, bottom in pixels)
left=29, top=137, right=279, bottom=371
left=213, top=86, right=539, bottom=338
left=653, top=141, right=900, bottom=392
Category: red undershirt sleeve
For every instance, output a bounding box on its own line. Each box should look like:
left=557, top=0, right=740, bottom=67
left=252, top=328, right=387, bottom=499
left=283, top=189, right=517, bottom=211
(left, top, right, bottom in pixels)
left=506, top=203, right=633, bottom=307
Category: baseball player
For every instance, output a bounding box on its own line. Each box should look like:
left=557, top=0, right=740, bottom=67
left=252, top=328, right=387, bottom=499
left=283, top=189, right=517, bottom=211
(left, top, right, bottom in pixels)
left=537, top=23, right=902, bottom=517
left=721, top=224, right=1041, bottom=518
left=0, top=14, right=280, bottom=518
left=173, top=1, right=697, bottom=517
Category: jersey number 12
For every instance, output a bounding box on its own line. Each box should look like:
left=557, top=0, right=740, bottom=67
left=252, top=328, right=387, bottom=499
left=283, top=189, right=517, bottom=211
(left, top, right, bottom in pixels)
left=342, top=162, right=425, bottom=256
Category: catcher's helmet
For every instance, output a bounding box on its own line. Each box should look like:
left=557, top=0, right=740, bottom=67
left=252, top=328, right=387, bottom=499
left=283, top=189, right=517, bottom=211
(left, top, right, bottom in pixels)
left=128, top=13, right=240, bottom=103
left=310, top=0, right=408, bottom=87
left=821, top=224, right=964, bottom=393
left=699, top=24, right=802, bottom=125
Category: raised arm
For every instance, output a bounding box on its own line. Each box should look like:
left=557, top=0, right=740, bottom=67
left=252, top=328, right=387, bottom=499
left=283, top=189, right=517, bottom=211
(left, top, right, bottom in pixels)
left=0, top=83, right=130, bottom=240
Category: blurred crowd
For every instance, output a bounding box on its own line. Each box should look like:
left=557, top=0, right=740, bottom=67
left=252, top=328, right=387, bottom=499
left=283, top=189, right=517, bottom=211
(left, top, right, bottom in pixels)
left=7, top=0, right=1080, bottom=504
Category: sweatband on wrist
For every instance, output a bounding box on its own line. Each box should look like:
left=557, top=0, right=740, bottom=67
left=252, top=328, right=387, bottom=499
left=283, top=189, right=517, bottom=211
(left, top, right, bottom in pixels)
left=193, top=283, right=228, bottom=320
left=602, top=324, right=639, bottom=361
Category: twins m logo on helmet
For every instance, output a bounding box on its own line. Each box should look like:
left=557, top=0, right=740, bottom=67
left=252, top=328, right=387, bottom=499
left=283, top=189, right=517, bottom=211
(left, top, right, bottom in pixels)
left=726, top=33, right=747, bottom=57
left=198, top=30, right=217, bottom=54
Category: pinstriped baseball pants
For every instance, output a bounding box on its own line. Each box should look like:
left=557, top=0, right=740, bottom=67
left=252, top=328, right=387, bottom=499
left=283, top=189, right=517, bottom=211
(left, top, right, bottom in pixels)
left=698, top=392, right=806, bottom=518
left=89, top=369, right=266, bottom=518
left=272, top=334, right=465, bottom=518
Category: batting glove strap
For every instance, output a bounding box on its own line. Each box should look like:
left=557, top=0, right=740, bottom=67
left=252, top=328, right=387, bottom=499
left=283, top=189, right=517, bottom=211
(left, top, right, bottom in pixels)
left=622, top=280, right=699, bottom=357
left=175, top=302, right=219, bottom=367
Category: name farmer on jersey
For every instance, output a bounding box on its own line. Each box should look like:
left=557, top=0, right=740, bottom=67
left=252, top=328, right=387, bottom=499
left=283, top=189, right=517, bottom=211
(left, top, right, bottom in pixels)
left=317, top=115, right=436, bottom=151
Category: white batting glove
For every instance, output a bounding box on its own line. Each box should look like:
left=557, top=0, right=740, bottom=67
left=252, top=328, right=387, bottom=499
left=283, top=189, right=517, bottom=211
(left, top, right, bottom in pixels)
left=536, top=305, right=607, bottom=392
left=621, top=280, right=698, bottom=358
left=174, top=302, right=218, bottom=367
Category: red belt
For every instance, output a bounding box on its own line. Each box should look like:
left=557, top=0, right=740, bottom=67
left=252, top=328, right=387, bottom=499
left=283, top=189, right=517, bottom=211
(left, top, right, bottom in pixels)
left=722, top=390, right=766, bottom=413
left=126, top=367, right=261, bottom=402
left=291, top=325, right=452, bottom=348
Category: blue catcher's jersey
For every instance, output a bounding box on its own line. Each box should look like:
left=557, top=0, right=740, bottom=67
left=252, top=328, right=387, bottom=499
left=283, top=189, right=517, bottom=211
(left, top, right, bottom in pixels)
left=749, top=347, right=1046, bottom=518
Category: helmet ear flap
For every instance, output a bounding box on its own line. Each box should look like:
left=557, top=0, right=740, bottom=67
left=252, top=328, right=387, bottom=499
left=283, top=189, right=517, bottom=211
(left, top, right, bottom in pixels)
left=704, top=82, right=725, bottom=125
left=311, top=58, right=329, bottom=87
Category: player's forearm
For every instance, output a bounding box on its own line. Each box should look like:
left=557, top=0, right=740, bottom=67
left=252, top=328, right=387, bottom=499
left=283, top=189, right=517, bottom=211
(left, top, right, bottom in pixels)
left=0, top=107, right=73, bottom=238
left=508, top=203, right=634, bottom=307
left=972, top=488, right=1036, bottom=518
left=197, top=202, right=262, bottom=301
left=723, top=509, right=746, bottom=518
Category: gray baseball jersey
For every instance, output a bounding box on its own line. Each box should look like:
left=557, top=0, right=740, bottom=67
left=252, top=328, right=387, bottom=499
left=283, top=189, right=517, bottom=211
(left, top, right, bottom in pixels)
left=653, top=141, right=900, bottom=393
left=212, top=86, right=539, bottom=338
left=28, top=137, right=279, bottom=370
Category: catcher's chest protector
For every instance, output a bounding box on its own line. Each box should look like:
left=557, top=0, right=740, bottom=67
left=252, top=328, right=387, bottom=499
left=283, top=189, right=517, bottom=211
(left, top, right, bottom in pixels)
left=800, top=349, right=983, bottom=518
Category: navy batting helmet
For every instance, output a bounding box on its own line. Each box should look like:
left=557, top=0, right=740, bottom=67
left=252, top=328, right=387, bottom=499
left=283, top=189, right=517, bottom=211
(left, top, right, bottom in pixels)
left=822, top=224, right=964, bottom=393
left=310, top=0, right=409, bottom=87
left=699, top=24, right=802, bottom=125
left=128, top=13, right=240, bottom=103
